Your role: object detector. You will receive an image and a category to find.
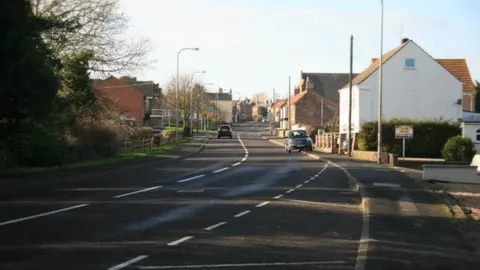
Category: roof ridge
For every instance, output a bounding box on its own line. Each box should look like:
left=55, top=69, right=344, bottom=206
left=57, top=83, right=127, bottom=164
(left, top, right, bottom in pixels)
left=342, top=40, right=411, bottom=89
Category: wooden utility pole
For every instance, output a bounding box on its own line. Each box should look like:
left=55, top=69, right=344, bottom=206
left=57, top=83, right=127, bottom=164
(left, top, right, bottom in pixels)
left=348, top=35, right=353, bottom=157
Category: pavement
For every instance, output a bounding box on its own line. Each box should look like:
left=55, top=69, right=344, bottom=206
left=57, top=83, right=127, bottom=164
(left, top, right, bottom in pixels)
left=0, top=123, right=479, bottom=270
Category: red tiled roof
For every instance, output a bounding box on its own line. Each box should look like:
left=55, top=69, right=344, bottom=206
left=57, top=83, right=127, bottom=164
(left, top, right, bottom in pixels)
left=290, top=90, right=337, bottom=108
left=436, top=59, right=475, bottom=93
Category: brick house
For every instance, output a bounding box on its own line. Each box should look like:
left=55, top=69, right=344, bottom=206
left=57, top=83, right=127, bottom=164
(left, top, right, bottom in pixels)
left=289, top=81, right=338, bottom=130
left=93, top=76, right=145, bottom=125
left=297, top=72, right=358, bottom=103
left=237, top=100, right=254, bottom=117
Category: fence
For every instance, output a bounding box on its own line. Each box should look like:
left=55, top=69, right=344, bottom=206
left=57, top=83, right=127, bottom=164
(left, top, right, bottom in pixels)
left=120, top=133, right=179, bottom=154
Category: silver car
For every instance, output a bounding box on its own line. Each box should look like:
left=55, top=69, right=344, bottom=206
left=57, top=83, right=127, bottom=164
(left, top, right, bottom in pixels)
left=284, top=129, right=313, bottom=153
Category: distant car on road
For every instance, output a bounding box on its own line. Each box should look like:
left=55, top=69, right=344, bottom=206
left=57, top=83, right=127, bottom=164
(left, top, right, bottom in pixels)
left=217, top=125, right=233, bottom=139
left=284, top=129, right=313, bottom=153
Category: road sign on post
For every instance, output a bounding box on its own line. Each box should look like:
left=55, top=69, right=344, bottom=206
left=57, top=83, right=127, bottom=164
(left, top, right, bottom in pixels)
left=395, top=125, right=413, bottom=158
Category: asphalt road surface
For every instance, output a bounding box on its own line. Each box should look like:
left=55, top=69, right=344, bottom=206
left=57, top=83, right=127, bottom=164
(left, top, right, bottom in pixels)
left=0, top=122, right=479, bottom=270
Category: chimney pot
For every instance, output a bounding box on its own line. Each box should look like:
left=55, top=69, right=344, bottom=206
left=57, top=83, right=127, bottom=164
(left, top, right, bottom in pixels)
left=401, top=37, right=410, bottom=44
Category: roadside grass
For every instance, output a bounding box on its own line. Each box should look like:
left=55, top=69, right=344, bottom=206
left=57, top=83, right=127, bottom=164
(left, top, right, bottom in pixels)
left=5, top=139, right=187, bottom=175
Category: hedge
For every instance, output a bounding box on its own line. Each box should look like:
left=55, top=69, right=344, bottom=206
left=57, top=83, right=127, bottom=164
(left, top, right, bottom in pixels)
left=356, top=118, right=461, bottom=158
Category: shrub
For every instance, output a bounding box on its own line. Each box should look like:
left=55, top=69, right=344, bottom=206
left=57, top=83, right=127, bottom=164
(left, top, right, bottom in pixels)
left=69, top=124, right=121, bottom=161
left=441, top=135, right=475, bottom=162
left=13, top=127, right=70, bottom=167
left=357, top=119, right=461, bottom=158
left=0, top=140, right=17, bottom=170
left=182, top=127, right=192, bottom=137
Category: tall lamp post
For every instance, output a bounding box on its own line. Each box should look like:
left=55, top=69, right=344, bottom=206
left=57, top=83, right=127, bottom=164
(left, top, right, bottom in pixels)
left=176, top=47, right=199, bottom=141
left=190, top=71, right=206, bottom=137
left=377, top=0, right=384, bottom=164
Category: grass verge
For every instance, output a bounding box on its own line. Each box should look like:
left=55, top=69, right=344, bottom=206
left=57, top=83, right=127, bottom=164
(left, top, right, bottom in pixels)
left=5, top=139, right=188, bottom=175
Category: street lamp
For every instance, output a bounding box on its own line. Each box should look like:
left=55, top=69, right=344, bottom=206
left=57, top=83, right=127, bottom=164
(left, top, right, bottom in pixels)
left=190, top=71, right=206, bottom=137
left=377, top=0, right=384, bottom=164
left=176, top=47, right=199, bottom=141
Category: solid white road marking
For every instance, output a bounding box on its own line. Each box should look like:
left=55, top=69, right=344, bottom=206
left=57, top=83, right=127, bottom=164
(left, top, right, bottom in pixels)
left=285, top=189, right=294, bottom=193
left=138, top=261, right=347, bottom=269
left=177, top=175, right=205, bottom=183
left=108, top=255, right=149, bottom=270
left=234, top=210, right=251, bottom=217
left=373, top=182, right=401, bottom=188
left=328, top=161, right=368, bottom=270
left=204, top=221, right=227, bottom=231
left=274, top=194, right=283, bottom=199
left=255, top=201, right=270, bottom=208
left=114, top=186, right=162, bottom=198
left=0, top=204, right=89, bottom=227
left=167, top=236, right=194, bottom=246
left=232, top=162, right=241, bottom=167
left=213, top=167, right=229, bottom=173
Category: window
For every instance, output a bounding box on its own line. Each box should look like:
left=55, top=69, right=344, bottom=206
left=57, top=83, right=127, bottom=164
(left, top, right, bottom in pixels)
left=476, top=129, right=480, bottom=142
left=289, top=130, right=308, bottom=138
left=404, top=58, right=416, bottom=69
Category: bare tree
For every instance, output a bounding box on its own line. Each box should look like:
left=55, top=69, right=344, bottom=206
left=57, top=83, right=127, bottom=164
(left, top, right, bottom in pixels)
left=32, top=0, right=151, bottom=73
left=163, top=74, right=213, bottom=127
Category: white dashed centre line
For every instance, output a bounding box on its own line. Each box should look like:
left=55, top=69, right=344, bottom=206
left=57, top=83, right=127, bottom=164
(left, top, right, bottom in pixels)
left=177, top=174, right=205, bottom=183
left=286, top=189, right=295, bottom=193
left=256, top=201, right=270, bottom=208
left=296, top=184, right=303, bottom=188
left=232, top=162, right=241, bottom=167
left=373, top=182, right=401, bottom=188
left=274, top=194, right=283, bottom=199
left=204, top=221, right=227, bottom=231
left=114, top=186, right=162, bottom=198
left=241, top=157, right=247, bottom=162
left=108, top=255, right=149, bottom=270
left=304, top=180, right=310, bottom=184
left=234, top=210, right=251, bottom=217
left=213, top=167, right=229, bottom=173
left=167, top=236, right=194, bottom=246
left=0, top=204, right=89, bottom=227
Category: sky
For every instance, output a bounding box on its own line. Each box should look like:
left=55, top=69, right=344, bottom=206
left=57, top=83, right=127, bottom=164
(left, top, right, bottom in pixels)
left=119, top=0, right=480, bottom=99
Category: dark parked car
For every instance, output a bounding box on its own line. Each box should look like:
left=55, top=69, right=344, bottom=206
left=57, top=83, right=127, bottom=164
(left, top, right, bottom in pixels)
left=284, top=129, right=313, bottom=153
left=217, top=125, right=233, bottom=139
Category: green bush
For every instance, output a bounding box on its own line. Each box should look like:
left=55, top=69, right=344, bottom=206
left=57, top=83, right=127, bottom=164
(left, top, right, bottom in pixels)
left=441, top=135, right=475, bottom=162
left=13, top=127, right=70, bottom=167
left=0, top=140, right=17, bottom=170
left=69, top=124, right=121, bottom=161
left=357, top=119, right=461, bottom=158
left=182, top=127, right=192, bottom=137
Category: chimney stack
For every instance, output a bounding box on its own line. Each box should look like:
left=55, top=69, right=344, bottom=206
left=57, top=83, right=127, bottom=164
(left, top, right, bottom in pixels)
left=401, top=37, right=410, bottom=44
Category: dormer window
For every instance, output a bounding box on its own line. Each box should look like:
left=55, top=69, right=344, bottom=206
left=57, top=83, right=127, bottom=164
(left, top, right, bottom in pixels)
left=404, top=58, right=416, bottom=69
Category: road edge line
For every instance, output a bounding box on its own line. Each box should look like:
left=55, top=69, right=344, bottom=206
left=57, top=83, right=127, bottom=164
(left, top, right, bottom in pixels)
left=266, top=136, right=369, bottom=270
